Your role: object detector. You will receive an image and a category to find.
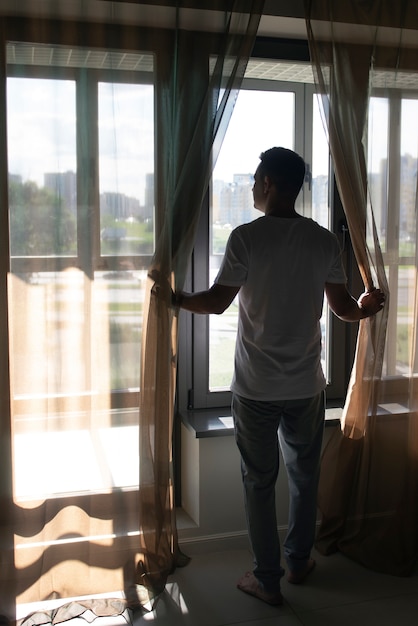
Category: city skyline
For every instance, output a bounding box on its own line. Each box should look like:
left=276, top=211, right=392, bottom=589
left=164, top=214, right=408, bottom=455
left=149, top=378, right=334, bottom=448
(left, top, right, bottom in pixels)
left=9, top=146, right=417, bottom=241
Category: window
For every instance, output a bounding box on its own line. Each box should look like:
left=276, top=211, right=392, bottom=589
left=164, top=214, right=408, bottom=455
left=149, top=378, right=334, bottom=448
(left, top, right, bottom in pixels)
left=368, top=91, right=418, bottom=380
left=98, top=81, right=154, bottom=258
left=7, top=42, right=154, bottom=499
left=184, top=60, right=345, bottom=411
left=8, top=77, right=78, bottom=258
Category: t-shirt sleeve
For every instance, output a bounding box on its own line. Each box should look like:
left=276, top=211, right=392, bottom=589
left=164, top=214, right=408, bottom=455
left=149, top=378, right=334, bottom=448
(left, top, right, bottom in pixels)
left=214, top=227, right=249, bottom=286
left=326, top=234, right=347, bottom=284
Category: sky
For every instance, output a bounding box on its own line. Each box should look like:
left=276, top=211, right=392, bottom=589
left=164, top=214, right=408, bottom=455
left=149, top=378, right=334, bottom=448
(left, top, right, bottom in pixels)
left=213, top=89, right=296, bottom=182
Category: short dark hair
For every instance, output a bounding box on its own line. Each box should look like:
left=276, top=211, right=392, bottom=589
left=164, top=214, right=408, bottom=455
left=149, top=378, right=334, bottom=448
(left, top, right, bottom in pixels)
left=258, top=147, right=306, bottom=197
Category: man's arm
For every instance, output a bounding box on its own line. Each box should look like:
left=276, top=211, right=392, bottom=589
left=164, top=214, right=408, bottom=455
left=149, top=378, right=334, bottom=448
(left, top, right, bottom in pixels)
left=325, top=282, right=385, bottom=322
left=175, top=283, right=240, bottom=315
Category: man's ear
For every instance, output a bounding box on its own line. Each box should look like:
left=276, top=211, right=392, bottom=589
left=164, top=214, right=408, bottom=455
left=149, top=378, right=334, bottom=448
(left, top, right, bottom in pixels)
left=263, top=175, right=273, bottom=193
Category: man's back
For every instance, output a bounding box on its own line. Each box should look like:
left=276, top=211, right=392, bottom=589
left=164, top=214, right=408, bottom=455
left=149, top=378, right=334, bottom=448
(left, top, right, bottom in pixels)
left=215, top=215, right=346, bottom=401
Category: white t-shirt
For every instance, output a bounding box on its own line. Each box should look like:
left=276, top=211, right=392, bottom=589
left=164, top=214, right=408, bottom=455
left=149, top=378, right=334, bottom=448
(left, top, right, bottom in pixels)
left=214, top=215, right=347, bottom=401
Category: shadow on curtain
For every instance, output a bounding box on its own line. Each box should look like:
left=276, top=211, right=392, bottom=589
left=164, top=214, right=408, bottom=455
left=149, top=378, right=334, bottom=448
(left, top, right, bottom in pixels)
left=305, top=0, right=418, bottom=576
left=0, top=2, right=264, bottom=624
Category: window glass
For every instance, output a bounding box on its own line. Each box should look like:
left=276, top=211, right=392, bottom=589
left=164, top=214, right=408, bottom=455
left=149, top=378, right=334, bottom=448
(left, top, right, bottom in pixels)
left=209, top=89, right=295, bottom=390
left=97, top=82, right=154, bottom=394
left=93, top=268, right=146, bottom=392
left=312, top=94, right=331, bottom=380
left=395, top=98, right=417, bottom=377
left=368, top=97, right=389, bottom=252
left=311, top=95, right=329, bottom=229
left=400, top=99, right=417, bottom=257
left=368, top=95, right=418, bottom=377
left=98, top=82, right=154, bottom=256
left=7, top=78, right=77, bottom=258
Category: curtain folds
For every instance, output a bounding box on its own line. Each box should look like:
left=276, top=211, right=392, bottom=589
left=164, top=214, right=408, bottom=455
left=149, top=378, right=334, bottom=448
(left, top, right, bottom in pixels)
left=138, top=0, right=264, bottom=598
left=305, top=0, right=418, bottom=575
left=0, top=2, right=264, bottom=623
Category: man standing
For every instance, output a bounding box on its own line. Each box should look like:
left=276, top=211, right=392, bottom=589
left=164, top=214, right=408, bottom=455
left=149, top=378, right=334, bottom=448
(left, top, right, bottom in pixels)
left=173, top=147, right=385, bottom=605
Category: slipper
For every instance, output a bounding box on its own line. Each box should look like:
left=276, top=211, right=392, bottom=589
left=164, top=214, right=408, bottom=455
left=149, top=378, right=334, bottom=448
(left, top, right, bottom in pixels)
left=287, top=558, right=316, bottom=584
left=237, top=571, right=283, bottom=606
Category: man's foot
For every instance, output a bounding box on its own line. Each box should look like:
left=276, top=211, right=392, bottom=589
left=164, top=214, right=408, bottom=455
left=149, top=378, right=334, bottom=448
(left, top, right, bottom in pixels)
left=237, top=572, right=283, bottom=606
left=287, top=558, right=316, bottom=584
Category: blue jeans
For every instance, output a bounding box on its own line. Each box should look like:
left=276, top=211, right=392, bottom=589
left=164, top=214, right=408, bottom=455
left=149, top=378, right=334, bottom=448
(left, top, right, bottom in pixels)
left=232, top=391, right=325, bottom=591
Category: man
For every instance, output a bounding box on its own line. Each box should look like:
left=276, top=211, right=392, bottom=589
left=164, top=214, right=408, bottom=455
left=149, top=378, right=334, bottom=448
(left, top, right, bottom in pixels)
left=173, top=147, right=385, bottom=605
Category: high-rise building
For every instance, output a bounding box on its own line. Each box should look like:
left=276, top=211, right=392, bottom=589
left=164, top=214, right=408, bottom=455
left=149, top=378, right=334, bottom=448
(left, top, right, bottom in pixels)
left=100, top=191, right=140, bottom=220
left=44, top=170, right=77, bottom=212
left=215, top=173, right=257, bottom=228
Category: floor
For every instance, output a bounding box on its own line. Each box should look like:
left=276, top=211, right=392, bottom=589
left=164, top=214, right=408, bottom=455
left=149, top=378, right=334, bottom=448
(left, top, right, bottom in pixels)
left=126, top=542, right=418, bottom=626
left=17, top=542, right=418, bottom=626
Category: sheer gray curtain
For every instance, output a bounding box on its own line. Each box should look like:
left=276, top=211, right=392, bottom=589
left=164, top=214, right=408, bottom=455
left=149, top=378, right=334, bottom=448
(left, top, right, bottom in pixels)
left=138, top=0, right=264, bottom=600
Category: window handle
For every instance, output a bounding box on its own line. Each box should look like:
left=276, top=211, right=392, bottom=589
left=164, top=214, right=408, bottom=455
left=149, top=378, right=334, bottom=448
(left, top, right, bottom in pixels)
left=339, top=219, right=349, bottom=251
left=304, top=163, right=312, bottom=191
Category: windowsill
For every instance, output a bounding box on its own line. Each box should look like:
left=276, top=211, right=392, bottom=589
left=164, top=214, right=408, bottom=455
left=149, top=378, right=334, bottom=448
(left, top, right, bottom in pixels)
left=180, top=401, right=411, bottom=438
left=180, top=405, right=343, bottom=438
left=180, top=407, right=237, bottom=438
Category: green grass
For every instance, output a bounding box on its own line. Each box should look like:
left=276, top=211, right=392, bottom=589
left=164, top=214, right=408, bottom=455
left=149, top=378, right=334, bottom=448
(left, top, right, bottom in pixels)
left=107, top=301, right=142, bottom=313
left=209, top=336, right=235, bottom=389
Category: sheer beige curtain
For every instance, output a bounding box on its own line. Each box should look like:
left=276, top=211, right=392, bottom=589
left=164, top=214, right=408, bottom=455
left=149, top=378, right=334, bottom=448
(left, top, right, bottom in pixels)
left=306, top=0, right=418, bottom=575
left=0, top=2, right=263, bottom=624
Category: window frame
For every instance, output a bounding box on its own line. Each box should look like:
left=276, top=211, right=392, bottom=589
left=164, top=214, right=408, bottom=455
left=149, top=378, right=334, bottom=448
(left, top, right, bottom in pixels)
left=6, top=46, right=156, bottom=413
left=7, top=61, right=155, bottom=276
left=179, top=75, right=349, bottom=413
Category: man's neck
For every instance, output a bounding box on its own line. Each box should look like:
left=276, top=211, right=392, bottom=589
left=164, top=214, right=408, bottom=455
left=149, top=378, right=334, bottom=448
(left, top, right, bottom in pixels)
left=262, top=190, right=300, bottom=218
left=264, top=203, right=301, bottom=218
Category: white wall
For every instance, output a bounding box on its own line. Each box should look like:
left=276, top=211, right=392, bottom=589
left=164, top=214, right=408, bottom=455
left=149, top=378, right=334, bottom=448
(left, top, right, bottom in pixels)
left=178, top=423, right=336, bottom=550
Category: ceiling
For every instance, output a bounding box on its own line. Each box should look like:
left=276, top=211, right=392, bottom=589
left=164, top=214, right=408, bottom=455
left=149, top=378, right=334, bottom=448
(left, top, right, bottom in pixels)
left=1, top=1, right=417, bottom=50
left=0, top=0, right=308, bottom=40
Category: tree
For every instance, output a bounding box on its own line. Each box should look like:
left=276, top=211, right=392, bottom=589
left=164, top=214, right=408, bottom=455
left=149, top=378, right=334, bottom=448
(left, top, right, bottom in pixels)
left=9, top=178, right=76, bottom=256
